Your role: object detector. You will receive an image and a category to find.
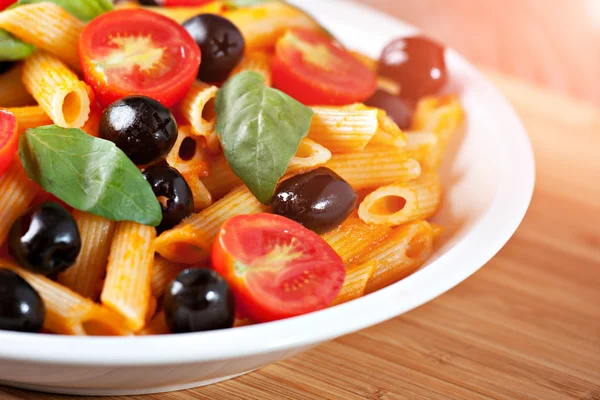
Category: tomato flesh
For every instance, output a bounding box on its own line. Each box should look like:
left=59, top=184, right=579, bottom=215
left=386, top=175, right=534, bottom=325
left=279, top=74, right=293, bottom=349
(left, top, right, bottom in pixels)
left=79, top=9, right=201, bottom=107
left=0, top=109, right=18, bottom=179
left=212, top=214, right=345, bottom=322
left=272, top=29, right=377, bottom=105
left=0, top=0, right=16, bottom=11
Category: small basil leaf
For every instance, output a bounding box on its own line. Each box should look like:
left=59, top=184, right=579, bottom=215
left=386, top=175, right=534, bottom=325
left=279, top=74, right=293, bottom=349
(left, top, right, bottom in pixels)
left=16, top=0, right=113, bottom=21
left=0, top=30, right=35, bottom=61
left=19, top=125, right=162, bottom=227
left=215, top=71, right=314, bottom=204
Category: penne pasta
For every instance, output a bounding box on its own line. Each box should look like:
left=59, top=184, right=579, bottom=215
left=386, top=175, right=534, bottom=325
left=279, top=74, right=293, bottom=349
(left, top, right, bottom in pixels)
left=185, top=173, right=214, bottom=213
left=0, top=259, right=131, bottom=336
left=309, top=105, right=379, bottom=152
left=138, top=311, right=170, bottom=336
left=7, top=106, right=53, bottom=134
left=360, top=220, right=434, bottom=293
left=372, top=109, right=408, bottom=148
left=166, top=126, right=211, bottom=178
left=358, top=172, right=442, bottom=226
left=321, top=217, right=391, bottom=264
left=151, top=256, right=188, bottom=298
left=201, top=155, right=243, bottom=200
left=178, top=81, right=219, bottom=138
left=0, top=159, right=39, bottom=247
left=156, top=186, right=268, bottom=264
left=411, top=95, right=464, bottom=170
left=224, top=2, right=323, bottom=50
left=405, top=131, right=439, bottom=166
left=326, top=145, right=421, bottom=190
left=145, top=295, right=158, bottom=324
left=285, top=138, right=332, bottom=177
left=58, top=211, right=116, bottom=300
left=430, top=223, right=445, bottom=241
left=22, top=51, right=91, bottom=128
left=331, top=260, right=378, bottom=305
left=0, top=64, right=35, bottom=107
left=101, top=222, right=156, bottom=332
left=230, top=51, right=273, bottom=86
left=141, top=2, right=227, bottom=23
left=0, top=3, right=84, bottom=70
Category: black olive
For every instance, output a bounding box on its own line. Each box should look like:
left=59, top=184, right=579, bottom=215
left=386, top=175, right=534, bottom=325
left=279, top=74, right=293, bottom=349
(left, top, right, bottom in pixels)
left=164, top=269, right=235, bottom=333
left=272, top=167, right=358, bottom=234
left=137, top=0, right=159, bottom=4
left=0, top=269, right=45, bottom=333
left=0, top=62, right=14, bottom=75
left=183, top=14, right=245, bottom=82
left=8, top=202, right=81, bottom=276
left=100, top=96, right=178, bottom=166
left=143, top=165, right=194, bottom=233
left=365, top=89, right=415, bottom=130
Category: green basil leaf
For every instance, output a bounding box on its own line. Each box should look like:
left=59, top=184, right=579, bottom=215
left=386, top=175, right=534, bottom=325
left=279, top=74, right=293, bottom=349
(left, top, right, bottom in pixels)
left=215, top=71, right=313, bottom=204
left=16, top=0, right=113, bottom=21
left=0, top=29, right=35, bottom=61
left=19, top=125, right=162, bottom=227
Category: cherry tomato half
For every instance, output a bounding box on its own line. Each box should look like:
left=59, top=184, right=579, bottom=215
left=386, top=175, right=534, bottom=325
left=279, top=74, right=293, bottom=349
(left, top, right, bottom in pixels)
left=0, top=0, right=16, bottom=12
left=272, top=29, right=377, bottom=106
left=0, top=109, right=18, bottom=179
left=79, top=9, right=201, bottom=107
left=212, top=213, right=345, bottom=322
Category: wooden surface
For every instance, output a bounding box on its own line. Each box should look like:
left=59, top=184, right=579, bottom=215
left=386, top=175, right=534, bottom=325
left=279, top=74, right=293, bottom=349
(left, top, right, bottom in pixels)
left=2, top=1, right=600, bottom=399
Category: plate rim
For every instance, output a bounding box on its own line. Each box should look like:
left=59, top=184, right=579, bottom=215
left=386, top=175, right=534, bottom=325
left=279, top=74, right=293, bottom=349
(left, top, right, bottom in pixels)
left=0, top=0, right=535, bottom=366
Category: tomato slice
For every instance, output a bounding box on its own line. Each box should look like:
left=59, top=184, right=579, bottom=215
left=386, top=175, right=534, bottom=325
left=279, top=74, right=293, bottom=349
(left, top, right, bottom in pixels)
left=79, top=9, right=201, bottom=107
left=272, top=29, right=377, bottom=106
left=0, top=109, right=18, bottom=179
left=0, top=0, right=16, bottom=11
left=212, top=213, right=345, bottom=322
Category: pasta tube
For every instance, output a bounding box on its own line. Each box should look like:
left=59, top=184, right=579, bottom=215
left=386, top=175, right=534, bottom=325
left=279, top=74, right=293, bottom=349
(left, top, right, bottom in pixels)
left=332, top=261, right=378, bottom=305
left=151, top=256, right=188, bottom=298
left=22, top=51, right=91, bottom=128
left=321, top=217, right=391, bottom=264
left=230, top=51, right=273, bottom=86
left=58, top=211, right=116, bottom=300
left=101, top=222, right=156, bottom=332
left=0, top=64, right=34, bottom=107
left=155, top=186, right=268, bottom=264
left=7, top=106, right=53, bottom=134
left=358, top=172, right=442, bottom=226
left=309, top=105, right=379, bottom=152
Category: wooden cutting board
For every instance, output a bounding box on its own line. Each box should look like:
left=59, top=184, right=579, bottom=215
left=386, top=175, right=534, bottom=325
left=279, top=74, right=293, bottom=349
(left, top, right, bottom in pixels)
left=0, top=71, right=598, bottom=400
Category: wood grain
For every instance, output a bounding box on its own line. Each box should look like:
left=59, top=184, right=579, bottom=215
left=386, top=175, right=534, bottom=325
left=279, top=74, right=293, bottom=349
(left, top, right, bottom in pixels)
left=1, top=72, right=599, bottom=400
left=2, top=1, right=600, bottom=399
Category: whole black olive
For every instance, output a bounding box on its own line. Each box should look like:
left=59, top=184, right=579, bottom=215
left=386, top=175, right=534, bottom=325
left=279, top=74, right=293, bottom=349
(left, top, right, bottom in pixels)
left=272, top=167, right=358, bottom=234
left=164, top=269, right=235, bottom=333
left=143, top=165, right=194, bottom=233
left=8, top=202, right=81, bottom=276
left=0, top=269, right=45, bottom=333
left=365, top=89, right=415, bottom=130
left=0, top=62, right=14, bottom=75
left=183, top=14, right=245, bottom=82
left=100, top=96, right=178, bottom=165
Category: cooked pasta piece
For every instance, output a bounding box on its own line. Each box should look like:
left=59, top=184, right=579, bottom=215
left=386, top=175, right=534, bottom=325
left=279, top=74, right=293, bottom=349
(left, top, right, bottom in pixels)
left=405, top=131, right=439, bottom=166
left=376, top=76, right=401, bottom=96
left=0, top=3, right=84, bottom=70
left=201, top=155, right=243, bottom=200
left=185, top=173, right=214, bottom=212
left=101, top=222, right=156, bottom=332
left=58, top=211, right=116, bottom=300
left=430, top=223, right=444, bottom=241
left=230, top=51, right=273, bottom=86
left=141, top=2, right=227, bottom=23
left=285, top=138, right=332, bottom=177
left=0, top=259, right=131, bottom=336
left=321, top=217, right=391, bottom=264
left=7, top=106, right=53, bottom=134
left=151, top=256, right=188, bottom=298
left=22, top=51, right=91, bottom=128
left=113, top=0, right=138, bottom=9
left=156, top=186, right=268, bottom=264
left=411, top=95, right=464, bottom=170
left=349, top=50, right=377, bottom=72
left=369, top=109, right=408, bottom=148
left=332, top=261, right=377, bottom=305
left=0, top=159, right=38, bottom=247
left=224, top=1, right=322, bottom=50
left=145, top=295, right=158, bottom=324
left=138, top=311, right=170, bottom=336
left=309, top=105, right=379, bottom=152
left=0, top=64, right=34, bottom=107
left=179, top=81, right=218, bottom=137
left=81, top=102, right=103, bottom=137
left=358, top=172, right=442, bottom=226
left=360, top=220, right=434, bottom=293
left=326, top=145, right=421, bottom=190
left=167, top=126, right=211, bottom=177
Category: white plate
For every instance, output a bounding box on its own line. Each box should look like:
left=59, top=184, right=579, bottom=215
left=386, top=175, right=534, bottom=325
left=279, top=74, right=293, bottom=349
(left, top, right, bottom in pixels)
left=0, top=0, right=535, bottom=395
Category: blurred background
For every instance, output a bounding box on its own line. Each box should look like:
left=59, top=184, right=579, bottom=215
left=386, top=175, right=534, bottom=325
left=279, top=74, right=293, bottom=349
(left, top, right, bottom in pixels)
left=358, top=0, right=600, bottom=104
